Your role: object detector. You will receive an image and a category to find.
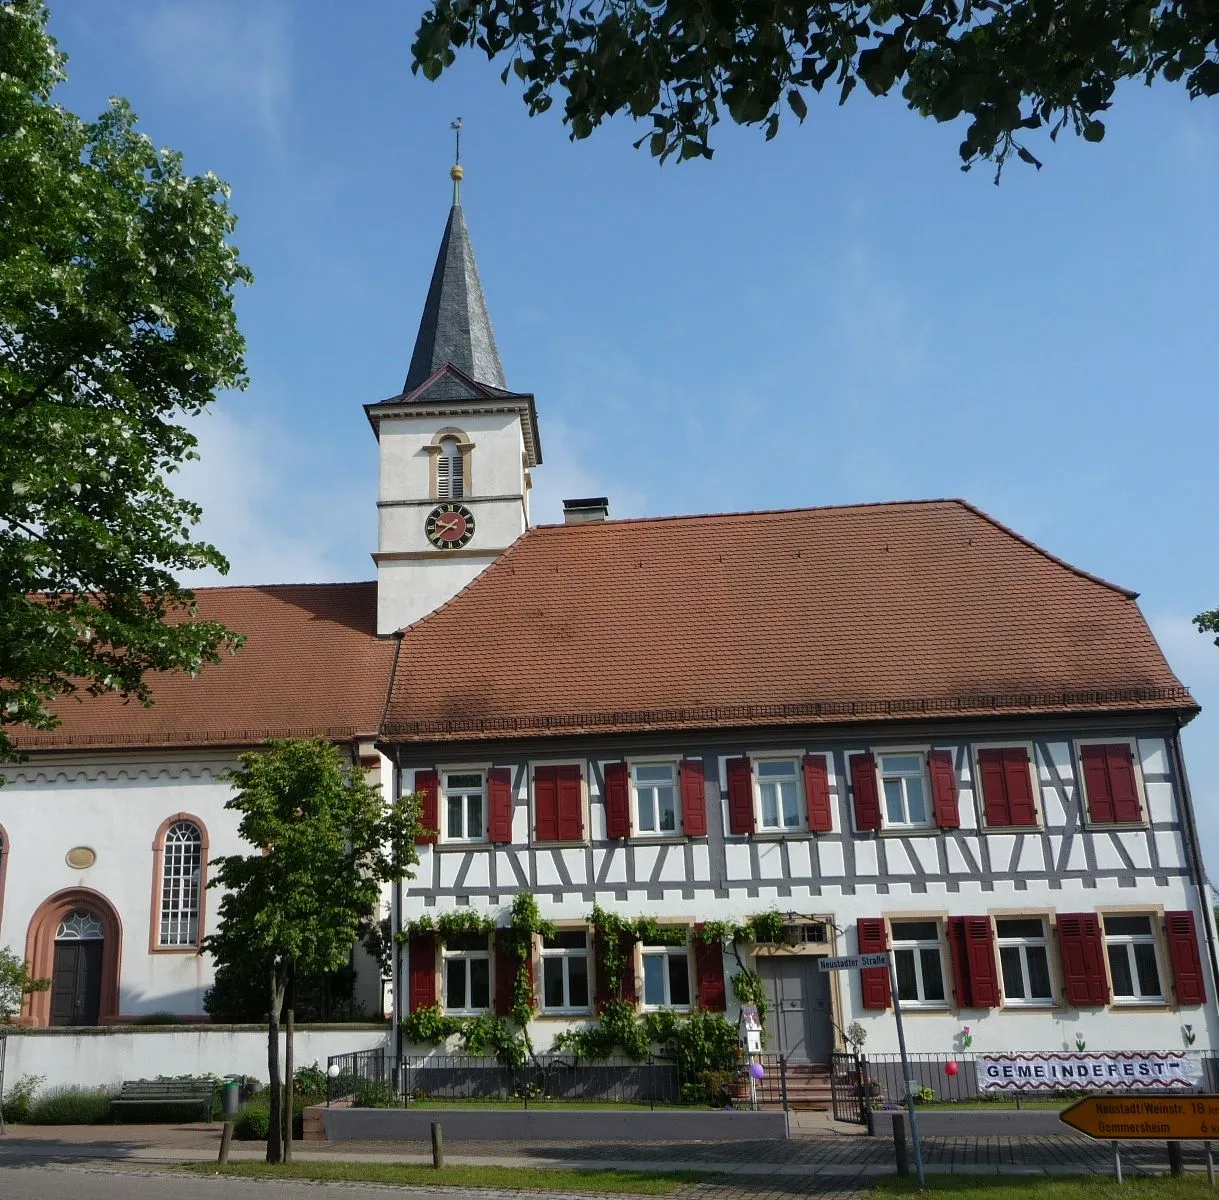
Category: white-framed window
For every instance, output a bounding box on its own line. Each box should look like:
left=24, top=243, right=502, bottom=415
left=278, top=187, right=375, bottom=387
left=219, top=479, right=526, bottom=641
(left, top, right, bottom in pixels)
left=443, top=771, right=486, bottom=842
left=442, top=933, right=491, bottom=1013
left=633, top=762, right=679, bottom=836
left=995, top=917, right=1054, bottom=1005
left=891, top=920, right=947, bottom=1007
left=437, top=436, right=465, bottom=499
left=879, top=753, right=931, bottom=828
left=756, top=758, right=802, bottom=831
left=1104, top=914, right=1164, bottom=1003
left=159, top=820, right=202, bottom=947
left=641, top=944, right=692, bottom=1010
left=541, top=929, right=590, bottom=1012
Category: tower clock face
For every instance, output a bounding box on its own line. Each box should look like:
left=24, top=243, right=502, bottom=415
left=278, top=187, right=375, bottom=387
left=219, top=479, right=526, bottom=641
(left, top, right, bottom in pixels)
left=425, top=503, right=476, bottom=549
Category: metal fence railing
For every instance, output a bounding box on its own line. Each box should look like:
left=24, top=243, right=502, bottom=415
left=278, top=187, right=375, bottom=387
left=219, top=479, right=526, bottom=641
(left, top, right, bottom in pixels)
left=325, top=1052, right=685, bottom=1108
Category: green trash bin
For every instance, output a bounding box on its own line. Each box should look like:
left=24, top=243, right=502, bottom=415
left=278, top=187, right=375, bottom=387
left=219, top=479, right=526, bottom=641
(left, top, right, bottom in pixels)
left=221, top=1078, right=241, bottom=1119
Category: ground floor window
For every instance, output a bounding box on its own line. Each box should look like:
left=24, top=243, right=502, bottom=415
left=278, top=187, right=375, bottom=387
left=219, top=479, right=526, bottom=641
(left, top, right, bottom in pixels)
left=443, top=933, right=490, bottom=1012
left=996, top=917, right=1054, bottom=1004
left=541, top=929, right=590, bottom=1011
left=1104, top=914, right=1163, bottom=1002
left=891, top=920, right=946, bottom=1006
left=641, top=945, right=691, bottom=1009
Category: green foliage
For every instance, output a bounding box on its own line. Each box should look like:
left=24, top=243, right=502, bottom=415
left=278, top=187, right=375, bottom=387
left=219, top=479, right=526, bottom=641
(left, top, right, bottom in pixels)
left=202, top=957, right=367, bottom=1023
left=399, top=910, right=496, bottom=943
left=353, top=1078, right=399, bottom=1108
left=293, top=1063, right=327, bottom=1104
left=0, top=945, right=49, bottom=1020
left=129, top=1011, right=180, bottom=1025
left=693, top=912, right=784, bottom=946
left=729, top=968, right=768, bottom=1031
left=459, top=1013, right=528, bottom=1067
left=0, top=1073, right=42, bottom=1123
left=400, top=1003, right=465, bottom=1046
left=27, top=1085, right=115, bottom=1124
left=912, top=1084, right=937, bottom=1104
left=1196, top=610, right=1219, bottom=648
left=411, top=0, right=1219, bottom=177
left=500, top=893, right=554, bottom=1028
left=0, top=0, right=254, bottom=764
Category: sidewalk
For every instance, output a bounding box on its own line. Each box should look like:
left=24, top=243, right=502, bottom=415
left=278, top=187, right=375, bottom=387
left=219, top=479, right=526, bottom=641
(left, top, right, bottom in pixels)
left=0, top=1120, right=1213, bottom=1191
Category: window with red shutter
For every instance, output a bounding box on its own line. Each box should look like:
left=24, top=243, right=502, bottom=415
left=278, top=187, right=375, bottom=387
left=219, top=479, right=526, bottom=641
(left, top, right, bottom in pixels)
left=594, top=931, right=639, bottom=1007
left=1080, top=743, right=1143, bottom=825
left=409, top=933, right=437, bottom=1012
left=692, top=927, right=727, bottom=1011
left=680, top=760, right=708, bottom=837
left=928, top=749, right=960, bottom=829
left=977, top=747, right=1039, bottom=827
left=414, top=769, right=438, bottom=844
left=803, top=754, right=833, bottom=832
left=555, top=764, right=584, bottom=842
left=487, top=768, right=514, bottom=844
left=533, top=767, right=559, bottom=842
left=603, top=762, right=630, bottom=839
left=1057, top=913, right=1110, bottom=1006
left=850, top=753, right=881, bottom=832
left=1165, top=911, right=1207, bottom=1006
left=948, top=916, right=1000, bottom=1008
left=494, top=933, right=534, bottom=1016
left=726, top=757, right=754, bottom=836
left=857, top=918, right=890, bottom=1009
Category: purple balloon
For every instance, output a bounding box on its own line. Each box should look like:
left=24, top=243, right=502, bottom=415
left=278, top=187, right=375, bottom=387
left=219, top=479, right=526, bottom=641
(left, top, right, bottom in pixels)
left=748, top=1062, right=765, bottom=1080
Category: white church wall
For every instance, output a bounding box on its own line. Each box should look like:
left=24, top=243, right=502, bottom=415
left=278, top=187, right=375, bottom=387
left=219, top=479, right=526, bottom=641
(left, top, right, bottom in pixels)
left=0, top=1025, right=388, bottom=1091
left=377, top=554, right=502, bottom=635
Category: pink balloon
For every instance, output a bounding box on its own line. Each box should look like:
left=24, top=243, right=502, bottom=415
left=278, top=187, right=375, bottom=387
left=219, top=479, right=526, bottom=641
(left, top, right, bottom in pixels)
left=944, top=1060, right=960, bottom=1077
left=748, top=1062, right=765, bottom=1080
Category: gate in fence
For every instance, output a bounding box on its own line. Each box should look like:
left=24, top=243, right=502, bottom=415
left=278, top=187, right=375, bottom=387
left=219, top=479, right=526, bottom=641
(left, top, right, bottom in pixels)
left=830, top=1051, right=868, bottom=1124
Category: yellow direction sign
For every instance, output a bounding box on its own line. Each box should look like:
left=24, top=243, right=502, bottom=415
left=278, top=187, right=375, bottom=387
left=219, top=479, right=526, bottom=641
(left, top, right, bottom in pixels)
left=1061, top=1095, right=1219, bottom=1140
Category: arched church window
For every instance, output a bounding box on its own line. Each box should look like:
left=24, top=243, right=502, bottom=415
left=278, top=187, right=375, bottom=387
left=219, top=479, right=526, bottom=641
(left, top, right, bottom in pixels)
left=56, top=911, right=105, bottom=940
left=436, top=437, right=465, bottom=499
left=158, top=820, right=203, bottom=947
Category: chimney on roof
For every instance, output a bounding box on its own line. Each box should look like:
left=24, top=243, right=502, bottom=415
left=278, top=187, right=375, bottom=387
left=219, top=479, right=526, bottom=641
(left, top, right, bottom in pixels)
left=563, top=497, right=609, bottom=525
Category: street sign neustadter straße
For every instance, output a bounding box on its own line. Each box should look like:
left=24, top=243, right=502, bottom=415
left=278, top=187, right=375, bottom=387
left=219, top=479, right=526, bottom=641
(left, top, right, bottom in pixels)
left=1060, top=1095, right=1219, bottom=1140
left=818, top=953, right=891, bottom=972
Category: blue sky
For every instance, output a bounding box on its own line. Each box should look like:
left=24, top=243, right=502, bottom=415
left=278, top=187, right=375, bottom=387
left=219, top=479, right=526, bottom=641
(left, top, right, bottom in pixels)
left=48, top=3, right=1219, bottom=864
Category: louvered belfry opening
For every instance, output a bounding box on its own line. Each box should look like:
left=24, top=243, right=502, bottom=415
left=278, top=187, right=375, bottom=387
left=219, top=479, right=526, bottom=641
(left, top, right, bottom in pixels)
left=436, top=437, right=464, bottom=499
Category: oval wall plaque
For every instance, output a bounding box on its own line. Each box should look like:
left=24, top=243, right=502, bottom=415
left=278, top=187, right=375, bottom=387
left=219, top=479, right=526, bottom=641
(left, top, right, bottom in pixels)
left=65, top=846, right=97, bottom=870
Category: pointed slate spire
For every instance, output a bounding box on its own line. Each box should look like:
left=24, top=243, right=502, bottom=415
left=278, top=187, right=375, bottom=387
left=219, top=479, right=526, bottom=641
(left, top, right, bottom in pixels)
left=403, top=167, right=507, bottom=394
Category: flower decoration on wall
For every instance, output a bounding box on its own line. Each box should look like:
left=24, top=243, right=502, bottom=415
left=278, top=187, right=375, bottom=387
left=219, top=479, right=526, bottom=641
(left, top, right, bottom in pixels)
left=1184, top=1024, right=1197, bottom=1047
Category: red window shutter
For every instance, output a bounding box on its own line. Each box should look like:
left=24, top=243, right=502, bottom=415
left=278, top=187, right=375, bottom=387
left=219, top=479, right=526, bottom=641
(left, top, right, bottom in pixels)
left=555, top=764, right=584, bottom=842
left=850, top=753, right=881, bottom=832
left=692, top=927, right=727, bottom=1011
left=680, top=760, right=708, bottom=837
left=603, top=762, right=631, bottom=839
left=1166, top=911, right=1207, bottom=1006
left=494, top=935, right=515, bottom=1016
left=1106, top=745, right=1142, bottom=822
left=488, top=768, right=514, bottom=844
left=1001, top=748, right=1038, bottom=825
left=1080, top=744, right=1115, bottom=823
left=803, top=754, right=833, bottom=832
left=949, top=916, right=999, bottom=1008
left=594, top=931, right=638, bottom=1008
left=533, top=767, right=559, bottom=842
left=857, top=918, right=890, bottom=1009
left=726, top=757, right=754, bottom=836
left=977, top=749, right=1012, bottom=826
left=1057, top=913, right=1110, bottom=1006
left=928, top=749, right=960, bottom=829
left=414, top=769, right=438, bottom=844
left=409, top=933, right=437, bottom=1012
left=620, top=933, right=638, bottom=1005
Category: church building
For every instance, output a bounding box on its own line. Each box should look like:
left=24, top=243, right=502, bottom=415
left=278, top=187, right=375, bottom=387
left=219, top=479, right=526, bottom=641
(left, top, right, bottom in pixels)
left=1, top=162, right=1214, bottom=1079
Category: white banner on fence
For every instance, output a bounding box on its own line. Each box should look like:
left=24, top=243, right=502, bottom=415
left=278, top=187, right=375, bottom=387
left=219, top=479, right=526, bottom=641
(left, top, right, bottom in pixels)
left=977, top=1051, right=1204, bottom=1092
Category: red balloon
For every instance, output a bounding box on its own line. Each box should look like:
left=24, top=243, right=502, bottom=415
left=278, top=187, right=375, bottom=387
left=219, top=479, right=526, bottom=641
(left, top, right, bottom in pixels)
left=944, top=1060, right=960, bottom=1077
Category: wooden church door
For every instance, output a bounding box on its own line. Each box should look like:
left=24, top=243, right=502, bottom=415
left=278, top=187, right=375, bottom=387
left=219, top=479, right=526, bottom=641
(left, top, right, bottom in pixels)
left=49, top=911, right=105, bottom=1026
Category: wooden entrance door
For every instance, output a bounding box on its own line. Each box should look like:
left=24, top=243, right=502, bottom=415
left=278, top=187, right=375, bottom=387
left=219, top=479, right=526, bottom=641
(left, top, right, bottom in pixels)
left=758, top=956, right=833, bottom=1062
left=50, top=939, right=104, bottom=1026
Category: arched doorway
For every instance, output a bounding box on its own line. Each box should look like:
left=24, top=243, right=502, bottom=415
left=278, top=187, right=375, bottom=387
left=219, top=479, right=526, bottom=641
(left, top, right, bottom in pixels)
left=23, top=888, right=122, bottom=1026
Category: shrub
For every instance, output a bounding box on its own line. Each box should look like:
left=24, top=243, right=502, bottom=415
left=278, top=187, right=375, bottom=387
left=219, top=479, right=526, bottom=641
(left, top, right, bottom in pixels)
left=27, top=1085, right=115, bottom=1124
left=130, top=1012, right=181, bottom=1025
left=353, top=1078, right=398, bottom=1108
left=294, top=1062, right=327, bottom=1104
left=1, top=1073, right=43, bottom=1123
left=233, top=1093, right=308, bottom=1140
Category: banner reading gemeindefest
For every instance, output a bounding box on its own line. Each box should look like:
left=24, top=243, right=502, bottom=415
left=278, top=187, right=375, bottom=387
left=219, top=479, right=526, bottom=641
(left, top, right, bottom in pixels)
left=977, top=1051, right=1204, bottom=1092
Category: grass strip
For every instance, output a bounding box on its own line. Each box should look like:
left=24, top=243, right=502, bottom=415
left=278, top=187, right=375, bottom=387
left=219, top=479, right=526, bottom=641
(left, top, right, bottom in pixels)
left=876, top=1174, right=1219, bottom=1200
left=181, top=1160, right=699, bottom=1193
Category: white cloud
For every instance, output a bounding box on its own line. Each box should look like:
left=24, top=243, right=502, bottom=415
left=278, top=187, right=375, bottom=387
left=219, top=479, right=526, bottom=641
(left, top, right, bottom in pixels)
left=175, top=405, right=371, bottom=587
left=123, top=2, right=292, bottom=143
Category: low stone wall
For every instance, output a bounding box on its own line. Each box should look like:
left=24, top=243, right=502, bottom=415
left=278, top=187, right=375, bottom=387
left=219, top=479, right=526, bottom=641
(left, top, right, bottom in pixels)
left=320, top=1104, right=790, bottom=1142
left=0, top=1024, right=388, bottom=1090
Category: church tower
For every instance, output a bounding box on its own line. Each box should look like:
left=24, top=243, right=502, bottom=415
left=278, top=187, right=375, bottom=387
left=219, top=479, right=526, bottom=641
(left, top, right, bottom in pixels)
left=366, top=160, right=541, bottom=635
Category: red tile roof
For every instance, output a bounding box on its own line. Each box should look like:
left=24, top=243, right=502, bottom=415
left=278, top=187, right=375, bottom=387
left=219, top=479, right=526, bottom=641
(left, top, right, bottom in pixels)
left=12, top=583, right=394, bottom=751
left=381, top=500, right=1195, bottom=742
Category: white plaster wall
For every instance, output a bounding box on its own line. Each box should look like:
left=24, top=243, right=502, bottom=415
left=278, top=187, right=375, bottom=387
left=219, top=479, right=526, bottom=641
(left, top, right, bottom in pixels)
left=378, top=554, right=500, bottom=635
left=1, top=1026, right=388, bottom=1090
left=0, top=755, right=243, bottom=1016
left=378, top=412, right=526, bottom=504
left=379, top=497, right=526, bottom=556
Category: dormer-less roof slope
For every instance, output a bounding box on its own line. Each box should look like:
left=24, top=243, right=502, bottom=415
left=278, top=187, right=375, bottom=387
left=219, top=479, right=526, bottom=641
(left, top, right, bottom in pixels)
left=381, top=500, right=1195, bottom=742
left=12, top=583, right=394, bottom=752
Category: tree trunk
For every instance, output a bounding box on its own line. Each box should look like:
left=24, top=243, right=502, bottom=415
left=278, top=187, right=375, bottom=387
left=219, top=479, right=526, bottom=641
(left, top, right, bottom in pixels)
left=266, top=967, right=286, bottom=1164
left=282, top=1006, right=294, bottom=1161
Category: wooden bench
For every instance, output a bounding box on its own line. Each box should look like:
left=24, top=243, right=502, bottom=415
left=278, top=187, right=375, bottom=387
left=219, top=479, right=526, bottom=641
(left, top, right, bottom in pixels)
left=111, top=1078, right=216, bottom=1124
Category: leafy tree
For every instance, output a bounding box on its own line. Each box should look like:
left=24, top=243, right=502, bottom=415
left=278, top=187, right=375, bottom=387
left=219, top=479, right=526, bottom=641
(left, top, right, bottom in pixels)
left=0, top=0, right=250, bottom=763
left=204, top=739, right=421, bottom=1164
left=412, top=1, right=1218, bottom=175
left=0, top=946, right=49, bottom=1022
left=1196, top=610, right=1219, bottom=648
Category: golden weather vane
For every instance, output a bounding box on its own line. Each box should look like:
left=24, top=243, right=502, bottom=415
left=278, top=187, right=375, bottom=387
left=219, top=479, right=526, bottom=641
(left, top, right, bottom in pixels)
left=450, top=117, right=464, bottom=204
